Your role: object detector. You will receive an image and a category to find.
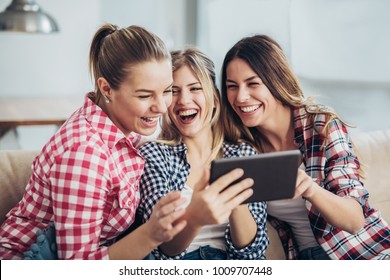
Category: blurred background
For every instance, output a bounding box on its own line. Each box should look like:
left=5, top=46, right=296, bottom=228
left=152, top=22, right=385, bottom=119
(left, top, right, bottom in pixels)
left=0, top=0, right=389, bottom=150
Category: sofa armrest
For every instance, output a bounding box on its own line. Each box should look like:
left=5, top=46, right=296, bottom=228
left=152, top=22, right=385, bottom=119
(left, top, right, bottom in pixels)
left=0, top=150, right=39, bottom=225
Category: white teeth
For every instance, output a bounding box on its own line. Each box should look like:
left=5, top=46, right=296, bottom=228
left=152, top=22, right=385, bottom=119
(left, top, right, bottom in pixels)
left=240, top=105, right=260, bottom=113
left=142, top=117, right=159, bottom=122
left=179, top=109, right=197, bottom=116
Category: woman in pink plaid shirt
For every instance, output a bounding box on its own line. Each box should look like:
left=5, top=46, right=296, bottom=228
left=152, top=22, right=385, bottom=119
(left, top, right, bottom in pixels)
left=220, top=34, right=390, bottom=259
left=0, top=23, right=189, bottom=260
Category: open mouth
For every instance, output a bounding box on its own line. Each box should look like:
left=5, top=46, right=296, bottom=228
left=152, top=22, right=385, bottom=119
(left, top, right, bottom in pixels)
left=141, top=116, right=159, bottom=124
left=239, top=104, right=262, bottom=113
left=178, top=109, right=198, bottom=122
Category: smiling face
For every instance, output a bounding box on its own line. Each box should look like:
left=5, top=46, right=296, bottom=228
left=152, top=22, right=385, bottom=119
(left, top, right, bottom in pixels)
left=99, top=59, right=173, bottom=136
left=169, top=65, right=210, bottom=139
left=225, top=58, right=282, bottom=128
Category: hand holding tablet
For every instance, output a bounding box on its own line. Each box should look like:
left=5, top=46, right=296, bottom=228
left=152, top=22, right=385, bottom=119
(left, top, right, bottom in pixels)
left=210, top=150, right=301, bottom=203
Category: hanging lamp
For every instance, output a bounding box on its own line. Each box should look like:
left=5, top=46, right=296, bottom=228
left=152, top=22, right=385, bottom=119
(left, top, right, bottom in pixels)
left=0, top=0, right=59, bottom=33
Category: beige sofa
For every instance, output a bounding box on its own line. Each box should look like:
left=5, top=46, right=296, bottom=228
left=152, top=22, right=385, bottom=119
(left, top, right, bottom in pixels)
left=0, top=129, right=389, bottom=259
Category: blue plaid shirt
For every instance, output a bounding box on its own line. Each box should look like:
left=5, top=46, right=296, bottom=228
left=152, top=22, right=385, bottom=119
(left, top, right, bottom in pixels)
left=138, top=141, right=268, bottom=260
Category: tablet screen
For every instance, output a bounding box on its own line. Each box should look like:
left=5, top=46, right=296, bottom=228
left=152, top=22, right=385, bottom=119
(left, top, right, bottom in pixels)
left=210, top=150, right=301, bottom=203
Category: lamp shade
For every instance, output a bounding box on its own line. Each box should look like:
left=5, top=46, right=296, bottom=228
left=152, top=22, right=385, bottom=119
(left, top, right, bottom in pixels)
left=0, top=0, right=59, bottom=33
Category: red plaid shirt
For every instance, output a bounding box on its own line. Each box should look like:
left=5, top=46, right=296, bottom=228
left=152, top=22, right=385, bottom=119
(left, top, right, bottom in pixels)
left=0, top=93, right=144, bottom=259
left=268, top=106, right=390, bottom=260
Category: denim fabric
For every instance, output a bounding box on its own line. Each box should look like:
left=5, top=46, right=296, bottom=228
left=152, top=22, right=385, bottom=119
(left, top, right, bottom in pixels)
left=143, top=253, right=156, bottom=260
left=298, top=246, right=330, bottom=260
left=24, top=222, right=58, bottom=260
left=182, top=246, right=227, bottom=260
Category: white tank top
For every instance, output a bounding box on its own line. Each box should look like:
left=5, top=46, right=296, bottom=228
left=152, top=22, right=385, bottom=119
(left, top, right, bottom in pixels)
left=267, top=164, right=318, bottom=251
left=180, top=184, right=227, bottom=252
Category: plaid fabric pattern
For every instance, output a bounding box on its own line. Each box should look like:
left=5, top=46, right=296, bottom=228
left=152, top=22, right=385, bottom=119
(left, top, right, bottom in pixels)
left=0, top=93, right=144, bottom=260
left=138, top=141, right=269, bottom=260
left=268, top=106, right=390, bottom=260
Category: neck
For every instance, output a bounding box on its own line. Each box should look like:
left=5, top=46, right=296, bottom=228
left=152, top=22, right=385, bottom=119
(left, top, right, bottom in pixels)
left=257, top=106, right=296, bottom=152
left=184, top=128, right=213, bottom=164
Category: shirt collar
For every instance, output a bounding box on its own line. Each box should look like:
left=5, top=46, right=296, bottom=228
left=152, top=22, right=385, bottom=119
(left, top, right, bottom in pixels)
left=292, top=106, right=306, bottom=148
left=82, top=93, right=141, bottom=149
left=171, top=141, right=188, bottom=154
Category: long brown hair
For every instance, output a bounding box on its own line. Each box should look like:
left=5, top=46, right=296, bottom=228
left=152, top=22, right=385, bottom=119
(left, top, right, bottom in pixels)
left=221, top=35, right=349, bottom=152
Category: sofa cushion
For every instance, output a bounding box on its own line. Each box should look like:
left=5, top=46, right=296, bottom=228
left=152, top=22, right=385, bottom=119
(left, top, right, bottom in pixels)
left=352, top=129, right=390, bottom=223
left=0, top=150, right=38, bottom=225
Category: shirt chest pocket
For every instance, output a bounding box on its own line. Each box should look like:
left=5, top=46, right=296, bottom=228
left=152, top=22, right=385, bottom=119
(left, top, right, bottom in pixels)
left=104, top=183, right=140, bottom=233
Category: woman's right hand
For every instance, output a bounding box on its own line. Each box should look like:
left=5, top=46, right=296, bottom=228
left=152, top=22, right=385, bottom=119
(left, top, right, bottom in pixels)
left=146, top=191, right=187, bottom=244
left=187, top=168, right=254, bottom=227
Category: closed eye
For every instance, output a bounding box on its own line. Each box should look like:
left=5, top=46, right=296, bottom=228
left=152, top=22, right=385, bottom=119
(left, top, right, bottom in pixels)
left=163, top=89, right=173, bottom=95
left=138, top=95, right=151, bottom=99
left=226, top=84, right=238, bottom=89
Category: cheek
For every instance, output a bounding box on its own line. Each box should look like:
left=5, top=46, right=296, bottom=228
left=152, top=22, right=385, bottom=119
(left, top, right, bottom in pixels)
left=164, top=95, right=173, bottom=108
left=226, top=94, right=236, bottom=109
left=167, top=106, right=175, bottom=120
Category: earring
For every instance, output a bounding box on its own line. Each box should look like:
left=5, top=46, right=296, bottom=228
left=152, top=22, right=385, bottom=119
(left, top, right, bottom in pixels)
left=105, top=98, right=110, bottom=104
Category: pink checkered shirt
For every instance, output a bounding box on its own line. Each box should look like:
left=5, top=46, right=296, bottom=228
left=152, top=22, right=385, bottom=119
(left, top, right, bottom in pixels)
left=0, top=93, right=144, bottom=259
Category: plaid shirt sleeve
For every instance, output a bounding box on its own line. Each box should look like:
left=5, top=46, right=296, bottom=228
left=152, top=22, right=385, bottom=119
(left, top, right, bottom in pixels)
left=137, top=142, right=186, bottom=260
left=50, top=144, right=110, bottom=260
left=224, top=143, right=269, bottom=259
left=321, top=119, right=369, bottom=208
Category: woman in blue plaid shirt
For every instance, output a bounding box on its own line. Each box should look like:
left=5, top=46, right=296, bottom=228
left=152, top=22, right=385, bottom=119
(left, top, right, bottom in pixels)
left=220, top=34, right=390, bottom=259
left=138, top=48, right=269, bottom=260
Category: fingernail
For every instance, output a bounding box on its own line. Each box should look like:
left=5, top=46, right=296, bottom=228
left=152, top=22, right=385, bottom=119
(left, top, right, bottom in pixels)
left=236, top=168, right=244, bottom=175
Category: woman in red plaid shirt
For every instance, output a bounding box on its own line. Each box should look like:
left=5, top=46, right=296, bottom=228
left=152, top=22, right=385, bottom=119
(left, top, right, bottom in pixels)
left=220, top=35, right=390, bottom=259
left=0, top=24, right=188, bottom=260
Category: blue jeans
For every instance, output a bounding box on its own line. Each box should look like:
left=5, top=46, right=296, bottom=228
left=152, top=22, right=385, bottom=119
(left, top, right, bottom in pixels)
left=182, top=246, right=227, bottom=260
left=298, top=246, right=330, bottom=260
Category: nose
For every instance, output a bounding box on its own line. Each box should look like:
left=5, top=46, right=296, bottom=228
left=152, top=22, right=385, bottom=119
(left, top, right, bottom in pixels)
left=152, top=95, right=169, bottom=113
left=177, top=90, right=191, bottom=105
left=236, top=86, right=250, bottom=103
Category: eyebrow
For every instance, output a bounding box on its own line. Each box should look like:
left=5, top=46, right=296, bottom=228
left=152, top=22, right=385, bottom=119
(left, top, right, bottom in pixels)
left=135, top=82, right=173, bottom=93
left=226, top=76, right=259, bottom=83
left=172, top=82, right=201, bottom=88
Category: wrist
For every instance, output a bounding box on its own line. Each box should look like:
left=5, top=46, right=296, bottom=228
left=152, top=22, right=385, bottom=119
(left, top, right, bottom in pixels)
left=303, top=181, right=319, bottom=200
left=140, top=222, right=162, bottom=250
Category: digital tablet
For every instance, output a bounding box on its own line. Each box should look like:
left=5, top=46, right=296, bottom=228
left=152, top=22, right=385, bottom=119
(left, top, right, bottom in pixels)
left=210, top=150, right=301, bottom=203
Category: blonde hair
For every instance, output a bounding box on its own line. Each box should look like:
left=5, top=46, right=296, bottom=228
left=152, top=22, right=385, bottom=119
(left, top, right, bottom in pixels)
left=89, top=23, right=170, bottom=104
left=159, top=48, right=224, bottom=163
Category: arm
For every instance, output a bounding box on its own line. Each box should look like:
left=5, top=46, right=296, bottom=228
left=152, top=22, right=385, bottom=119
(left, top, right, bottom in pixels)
left=295, top=120, right=366, bottom=234
left=108, top=191, right=186, bottom=259
left=225, top=202, right=268, bottom=259
left=160, top=168, right=254, bottom=257
left=50, top=145, right=112, bottom=259
left=138, top=142, right=190, bottom=260
left=295, top=169, right=364, bottom=234
left=229, top=205, right=258, bottom=248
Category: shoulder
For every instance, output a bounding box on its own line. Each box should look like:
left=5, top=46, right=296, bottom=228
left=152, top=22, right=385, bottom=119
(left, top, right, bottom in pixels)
left=138, top=141, right=184, bottom=163
left=223, top=141, right=257, bottom=157
left=139, top=141, right=169, bottom=157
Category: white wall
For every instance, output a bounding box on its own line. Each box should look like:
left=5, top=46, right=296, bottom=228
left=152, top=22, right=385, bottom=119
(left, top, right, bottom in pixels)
left=0, top=0, right=188, bottom=98
left=290, top=0, right=390, bottom=83
left=196, top=0, right=390, bottom=133
left=0, top=0, right=389, bottom=149
left=0, top=0, right=188, bottom=149
left=197, top=0, right=292, bottom=78
left=0, top=0, right=99, bottom=97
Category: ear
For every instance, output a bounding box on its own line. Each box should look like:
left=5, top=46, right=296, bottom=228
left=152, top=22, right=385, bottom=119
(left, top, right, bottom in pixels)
left=97, top=77, right=112, bottom=100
